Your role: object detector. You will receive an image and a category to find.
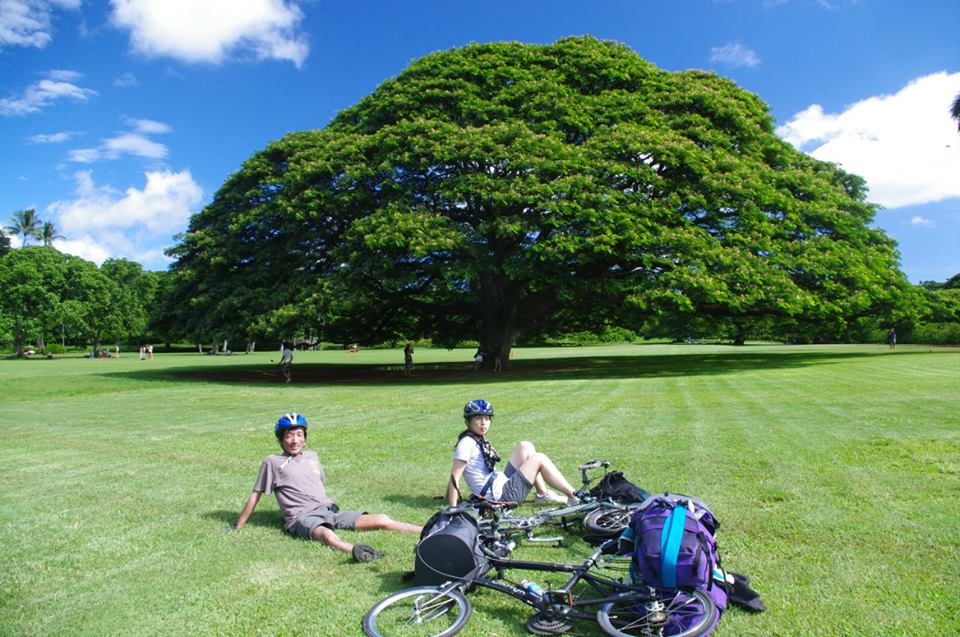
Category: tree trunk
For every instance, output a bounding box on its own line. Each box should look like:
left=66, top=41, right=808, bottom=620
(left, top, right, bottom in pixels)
left=13, top=320, right=25, bottom=358
left=476, top=274, right=534, bottom=371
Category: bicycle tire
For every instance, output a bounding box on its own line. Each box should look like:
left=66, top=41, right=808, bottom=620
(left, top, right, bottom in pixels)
left=583, top=505, right=634, bottom=537
left=596, top=588, right=716, bottom=637
left=362, top=586, right=472, bottom=637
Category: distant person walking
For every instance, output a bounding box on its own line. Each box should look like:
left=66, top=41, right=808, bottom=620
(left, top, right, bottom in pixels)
left=146, top=344, right=154, bottom=360
left=139, top=345, right=146, bottom=360
left=280, top=342, right=294, bottom=383
left=403, top=343, right=414, bottom=377
left=473, top=348, right=484, bottom=371
left=887, top=328, right=897, bottom=349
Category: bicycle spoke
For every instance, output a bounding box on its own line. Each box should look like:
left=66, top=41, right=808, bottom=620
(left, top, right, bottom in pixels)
left=371, top=590, right=467, bottom=637
left=412, top=593, right=460, bottom=623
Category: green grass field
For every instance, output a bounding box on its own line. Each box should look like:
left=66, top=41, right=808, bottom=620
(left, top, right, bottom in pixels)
left=1, top=344, right=958, bottom=636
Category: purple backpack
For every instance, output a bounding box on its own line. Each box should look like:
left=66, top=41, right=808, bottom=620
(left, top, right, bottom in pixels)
left=630, top=495, right=720, bottom=591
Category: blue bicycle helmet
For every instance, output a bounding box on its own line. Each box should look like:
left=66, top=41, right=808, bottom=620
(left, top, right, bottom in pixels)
left=463, top=399, right=494, bottom=420
left=275, top=412, right=309, bottom=438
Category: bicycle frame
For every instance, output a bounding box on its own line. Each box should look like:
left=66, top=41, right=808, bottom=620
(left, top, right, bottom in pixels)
left=441, top=540, right=646, bottom=622
left=471, top=459, right=631, bottom=542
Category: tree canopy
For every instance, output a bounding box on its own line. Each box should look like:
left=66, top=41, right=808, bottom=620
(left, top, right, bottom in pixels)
left=168, top=37, right=911, bottom=364
left=0, top=248, right=157, bottom=356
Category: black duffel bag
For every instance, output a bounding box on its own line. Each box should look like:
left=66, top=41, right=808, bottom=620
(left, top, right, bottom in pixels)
left=414, top=510, right=487, bottom=585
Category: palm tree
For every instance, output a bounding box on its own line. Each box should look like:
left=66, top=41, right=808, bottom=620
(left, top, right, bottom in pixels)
left=952, top=91, right=960, bottom=132
left=39, top=221, right=65, bottom=247
left=5, top=208, right=42, bottom=246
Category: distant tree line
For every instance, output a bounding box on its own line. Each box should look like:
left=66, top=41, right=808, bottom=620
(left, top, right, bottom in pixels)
left=0, top=241, right=957, bottom=358
left=0, top=245, right=168, bottom=357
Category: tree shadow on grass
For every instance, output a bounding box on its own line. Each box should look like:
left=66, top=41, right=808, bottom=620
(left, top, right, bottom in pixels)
left=101, top=348, right=928, bottom=387
left=381, top=494, right=446, bottom=510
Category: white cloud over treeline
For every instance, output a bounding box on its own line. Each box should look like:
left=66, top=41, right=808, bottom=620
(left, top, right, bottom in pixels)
left=109, top=0, right=309, bottom=67
left=777, top=71, right=960, bottom=208
left=47, top=169, right=203, bottom=267
left=69, top=118, right=171, bottom=163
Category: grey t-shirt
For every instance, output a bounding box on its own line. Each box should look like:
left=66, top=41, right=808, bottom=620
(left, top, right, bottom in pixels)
left=253, top=449, right=333, bottom=531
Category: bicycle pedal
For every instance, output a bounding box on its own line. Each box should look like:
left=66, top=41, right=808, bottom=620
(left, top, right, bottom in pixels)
left=527, top=535, right=564, bottom=544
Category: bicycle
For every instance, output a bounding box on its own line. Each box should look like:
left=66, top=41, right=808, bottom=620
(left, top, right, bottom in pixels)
left=362, top=537, right=717, bottom=636
left=477, top=460, right=644, bottom=545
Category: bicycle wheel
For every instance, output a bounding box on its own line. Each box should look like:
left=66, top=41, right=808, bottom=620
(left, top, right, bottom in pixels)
left=596, top=588, right=716, bottom=637
left=583, top=506, right=634, bottom=536
left=362, top=586, right=472, bottom=637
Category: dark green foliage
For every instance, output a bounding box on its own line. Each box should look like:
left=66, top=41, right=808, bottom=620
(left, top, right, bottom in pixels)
left=0, top=248, right=159, bottom=354
left=168, top=37, right=912, bottom=364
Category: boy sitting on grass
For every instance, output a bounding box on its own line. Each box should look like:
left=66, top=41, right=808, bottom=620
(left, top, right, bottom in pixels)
left=233, top=412, right=422, bottom=562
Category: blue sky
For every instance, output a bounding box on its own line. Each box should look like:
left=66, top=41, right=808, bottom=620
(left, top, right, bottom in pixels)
left=1, top=0, right=958, bottom=282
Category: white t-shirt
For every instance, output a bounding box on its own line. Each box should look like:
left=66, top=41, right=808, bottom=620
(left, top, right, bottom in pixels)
left=454, top=435, right=508, bottom=499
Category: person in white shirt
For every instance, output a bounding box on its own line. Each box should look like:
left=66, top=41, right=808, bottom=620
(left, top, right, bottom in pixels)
left=445, top=399, right=579, bottom=507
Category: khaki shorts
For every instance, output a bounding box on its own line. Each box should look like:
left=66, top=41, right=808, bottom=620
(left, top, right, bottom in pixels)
left=288, top=504, right=366, bottom=539
left=498, top=465, right=533, bottom=504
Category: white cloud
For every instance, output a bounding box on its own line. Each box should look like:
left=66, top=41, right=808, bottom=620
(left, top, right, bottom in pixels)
left=69, top=118, right=171, bottom=163
left=709, top=42, right=760, bottom=68
left=47, top=169, right=204, bottom=267
left=68, top=147, right=101, bottom=163
left=777, top=71, right=960, bottom=208
left=114, top=72, right=139, bottom=87
left=102, top=132, right=168, bottom=159
left=1, top=0, right=54, bottom=47
left=110, top=0, right=309, bottom=67
left=0, top=69, right=96, bottom=116
left=28, top=130, right=78, bottom=143
left=910, top=216, right=935, bottom=227
left=0, top=1, right=80, bottom=48
left=129, top=118, right=171, bottom=135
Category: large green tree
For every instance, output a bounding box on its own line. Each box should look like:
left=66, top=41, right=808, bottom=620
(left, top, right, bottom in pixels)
left=169, top=37, right=911, bottom=366
left=0, top=247, right=125, bottom=355
left=100, top=258, right=158, bottom=345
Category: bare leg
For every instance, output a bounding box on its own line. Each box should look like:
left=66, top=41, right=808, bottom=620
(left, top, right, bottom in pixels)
left=508, top=442, right=548, bottom=496
left=310, top=525, right=354, bottom=553
left=355, top=513, right=422, bottom=534
left=509, top=441, right=576, bottom=497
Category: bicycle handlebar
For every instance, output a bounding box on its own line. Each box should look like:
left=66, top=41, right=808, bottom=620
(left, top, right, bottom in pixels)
left=585, top=539, right=618, bottom=568
left=578, top=459, right=608, bottom=471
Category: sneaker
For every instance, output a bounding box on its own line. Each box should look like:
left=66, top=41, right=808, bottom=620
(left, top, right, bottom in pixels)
left=533, top=490, right=567, bottom=505
left=565, top=495, right=581, bottom=506
left=352, top=543, right=384, bottom=563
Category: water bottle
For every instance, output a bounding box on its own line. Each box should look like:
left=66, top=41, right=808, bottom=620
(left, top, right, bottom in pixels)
left=520, top=580, right=545, bottom=599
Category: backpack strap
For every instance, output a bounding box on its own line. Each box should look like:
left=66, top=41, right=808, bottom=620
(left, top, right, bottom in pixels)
left=659, top=504, right=687, bottom=589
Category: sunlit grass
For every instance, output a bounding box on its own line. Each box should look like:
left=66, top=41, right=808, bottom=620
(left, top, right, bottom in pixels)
left=1, top=343, right=957, bottom=636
